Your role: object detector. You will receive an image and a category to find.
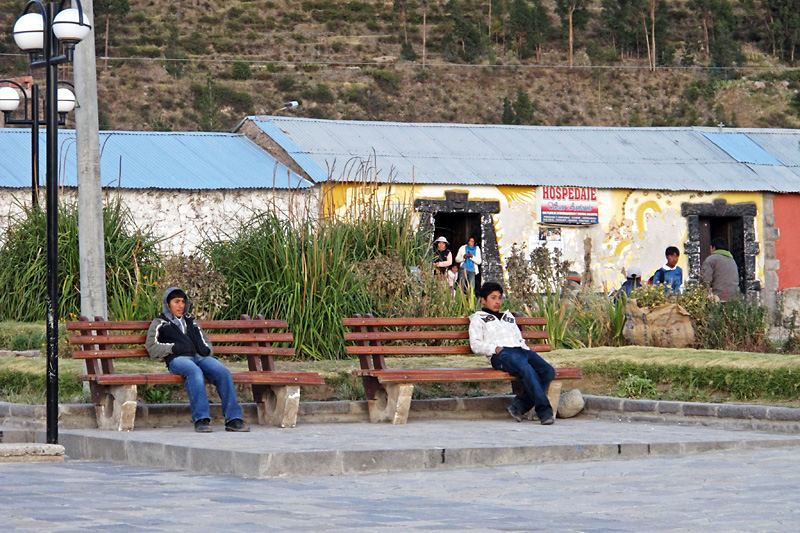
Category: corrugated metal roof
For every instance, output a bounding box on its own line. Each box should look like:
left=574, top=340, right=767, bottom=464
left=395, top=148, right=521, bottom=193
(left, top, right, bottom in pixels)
left=248, top=117, right=800, bottom=192
left=700, top=132, right=783, bottom=165
left=0, top=129, right=312, bottom=189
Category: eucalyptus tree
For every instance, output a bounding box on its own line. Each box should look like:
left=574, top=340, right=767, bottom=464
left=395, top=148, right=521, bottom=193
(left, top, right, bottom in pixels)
left=555, top=0, right=590, bottom=67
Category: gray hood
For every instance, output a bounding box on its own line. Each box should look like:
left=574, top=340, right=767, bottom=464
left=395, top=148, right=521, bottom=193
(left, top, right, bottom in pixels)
left=162, top=286, right=191, bottom=322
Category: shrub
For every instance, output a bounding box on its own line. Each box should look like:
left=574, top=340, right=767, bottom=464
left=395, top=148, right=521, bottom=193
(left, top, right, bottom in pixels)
left=400, top=41, right=417, bottom=61
left=231, top=60, right=252, bottom=80
left=202, top=184, right=437, bottom=359
left=369, top=69, right=401, bottom=94
left=158, top=255, right=229, bottom=320
left=276, top=75, right=296, bottom=92
left=304, top=83, right=335, bottom=103
left=0, top=199, right=162, bottom=322
left=613, top=373, right=657, bottom=398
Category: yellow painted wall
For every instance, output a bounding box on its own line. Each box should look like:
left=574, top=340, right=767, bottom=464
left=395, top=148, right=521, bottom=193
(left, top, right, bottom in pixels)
left=325, top=182, right=764, bottom=291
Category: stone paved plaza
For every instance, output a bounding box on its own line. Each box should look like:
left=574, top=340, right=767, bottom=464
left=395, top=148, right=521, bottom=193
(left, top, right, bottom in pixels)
left=2, top=446, right=800, bottom=531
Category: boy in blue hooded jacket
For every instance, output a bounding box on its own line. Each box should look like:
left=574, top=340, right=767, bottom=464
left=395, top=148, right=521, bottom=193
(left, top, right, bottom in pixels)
left=145, top=287, right=249, bottom=433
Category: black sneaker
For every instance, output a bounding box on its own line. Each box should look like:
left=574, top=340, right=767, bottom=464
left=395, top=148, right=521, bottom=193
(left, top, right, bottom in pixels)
left=194, top=418, right=212, bottom=433
left=540, top=416, right=555, bottom=425
left=507, top=405, right=524, bottom=423
left=225, top=419, right=250, bottom=432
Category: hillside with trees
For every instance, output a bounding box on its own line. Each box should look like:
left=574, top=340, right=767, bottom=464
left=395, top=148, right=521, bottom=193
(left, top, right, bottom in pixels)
left=2, top=0, right=800, bottom=132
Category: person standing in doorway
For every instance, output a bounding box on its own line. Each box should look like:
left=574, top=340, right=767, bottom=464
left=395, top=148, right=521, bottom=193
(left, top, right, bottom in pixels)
left=456, top=236, right=483, bottom=293
left=702, top=237, right=740, bottom=301
left=433, top=236, right=453, bottom=275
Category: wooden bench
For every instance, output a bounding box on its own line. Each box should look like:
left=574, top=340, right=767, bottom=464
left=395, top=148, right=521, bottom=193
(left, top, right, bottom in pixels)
left=67, top=315, right=324, bottom=431
left=343, top=314, right=582, bottom=424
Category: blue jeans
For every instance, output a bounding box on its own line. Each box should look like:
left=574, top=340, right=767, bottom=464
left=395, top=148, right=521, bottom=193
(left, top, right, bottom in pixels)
left=459, top=269, right=476, bottom=290
left=168, top=355, right=243, bottom=423
left=491, top=347, right=555, bottom=419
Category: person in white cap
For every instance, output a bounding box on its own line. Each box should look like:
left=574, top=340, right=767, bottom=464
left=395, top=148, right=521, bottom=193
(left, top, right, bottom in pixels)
left=433, top=236, right=453, bottom=275
left=613, top=266, right=642, bottom=301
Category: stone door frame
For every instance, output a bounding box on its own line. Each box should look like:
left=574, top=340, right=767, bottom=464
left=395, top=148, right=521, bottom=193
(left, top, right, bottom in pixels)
left=681, top=199, right=761, bottom=297
left=414, top=191, right=502, bottom=286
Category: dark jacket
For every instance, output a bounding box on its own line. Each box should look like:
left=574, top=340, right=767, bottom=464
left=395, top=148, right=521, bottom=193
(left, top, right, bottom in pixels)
left=145, top=286, right=213, bottom=367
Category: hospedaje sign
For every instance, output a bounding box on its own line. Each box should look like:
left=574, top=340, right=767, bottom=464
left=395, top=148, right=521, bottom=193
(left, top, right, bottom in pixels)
left=536, top=186, right=599, bottom=225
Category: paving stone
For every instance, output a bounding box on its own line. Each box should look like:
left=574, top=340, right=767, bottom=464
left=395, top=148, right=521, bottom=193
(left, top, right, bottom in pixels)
left=3, top=447, right=800, bottom=531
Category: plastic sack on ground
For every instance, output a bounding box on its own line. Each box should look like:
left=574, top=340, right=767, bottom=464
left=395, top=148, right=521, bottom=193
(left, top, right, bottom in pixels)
left=623, top=299, right=695, bottom=348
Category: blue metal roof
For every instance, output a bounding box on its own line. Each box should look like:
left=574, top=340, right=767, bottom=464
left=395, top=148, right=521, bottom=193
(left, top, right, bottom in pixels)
left=0, top=129, right=312, bottom=189
left=246, top=117, right=800, bottom=192
left=700, top=132, right=783, bottom=166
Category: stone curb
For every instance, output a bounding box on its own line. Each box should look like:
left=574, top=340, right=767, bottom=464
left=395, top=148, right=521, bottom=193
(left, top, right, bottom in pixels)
left=583, top=395, right=800, bottom=433
left=50, top=430, right=800, bottom=479
left=583, top=395, right=800, bottom=421
left=0, top=442, right=64, bottom=463
left=2, top=395, right=800, bottom=429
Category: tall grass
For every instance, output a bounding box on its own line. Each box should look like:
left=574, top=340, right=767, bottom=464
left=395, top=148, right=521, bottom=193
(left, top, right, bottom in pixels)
left=0, top=198, right=162, bottom=322
left=203, top=196, right=444, bottom=359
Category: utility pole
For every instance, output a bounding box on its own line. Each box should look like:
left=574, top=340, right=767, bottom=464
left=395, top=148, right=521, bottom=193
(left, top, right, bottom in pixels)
left=73, top=0, right=108, bottom=320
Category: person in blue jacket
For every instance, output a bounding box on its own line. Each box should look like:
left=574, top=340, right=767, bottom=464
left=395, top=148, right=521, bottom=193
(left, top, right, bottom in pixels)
left=650, top=246, right=683, bottom=294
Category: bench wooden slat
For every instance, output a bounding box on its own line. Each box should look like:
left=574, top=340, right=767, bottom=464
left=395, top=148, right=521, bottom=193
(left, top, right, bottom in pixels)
left=346, top=344, right=552, bottom=355
left=68, top=332, right=294, bottom=345
left=72, top=345, right=296, bottom=359
left=343, top=330, right=549, bottom=341
left=354, top=367, right=583, bottom=381
left=341, top=317, right=547, bottom=327
left=66, top=319, right=289, bottom=331
left=79, top=371, right=325, bottom=386
left=230, top=371, right=325, bottom=385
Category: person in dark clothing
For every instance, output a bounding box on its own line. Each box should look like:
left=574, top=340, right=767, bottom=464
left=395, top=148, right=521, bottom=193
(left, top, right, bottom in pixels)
left=612, top=266, right=642, bottom=302
left=702, top=237, right=740, bottom=301
left=145, top=287, right=249, bottom=433
left=433, top=236, right=453, bottom=274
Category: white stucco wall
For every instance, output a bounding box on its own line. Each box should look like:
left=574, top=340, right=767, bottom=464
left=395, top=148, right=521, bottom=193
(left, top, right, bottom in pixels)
left=0, top=187, right=319, bottom=255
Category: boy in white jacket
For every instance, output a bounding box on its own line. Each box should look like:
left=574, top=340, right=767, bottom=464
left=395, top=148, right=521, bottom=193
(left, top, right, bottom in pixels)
left=468, top=282, right=555, bottom=424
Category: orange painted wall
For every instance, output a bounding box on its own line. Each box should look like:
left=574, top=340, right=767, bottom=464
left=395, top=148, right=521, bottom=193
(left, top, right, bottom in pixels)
left=774, top=194, right=800, bottom=289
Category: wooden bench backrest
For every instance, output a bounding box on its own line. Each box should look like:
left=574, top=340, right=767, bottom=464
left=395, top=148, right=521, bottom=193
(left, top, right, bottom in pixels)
left=67, top=314, right=295, bottom=376
left=342, top=314, right=551, bottom=370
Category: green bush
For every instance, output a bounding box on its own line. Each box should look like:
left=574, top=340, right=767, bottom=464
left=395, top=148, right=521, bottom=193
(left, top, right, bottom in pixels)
left=202, top=199, right=444, bottom=359
left=0, top=199, right=162, bottom=322
left=369, top=69, right=401, bottom=94
left=583, top=361, right=800, bottom=401
left=630, top=283, right=767, bottom=352
left=400, top=42, right=417, bottom=61
left=231, top=60, right=252, bottom=80
left=276, top=75, right=297, bottom=92
left=0, top=368, right=84, bottom=403
left=613, top=373, right=657, bottom=399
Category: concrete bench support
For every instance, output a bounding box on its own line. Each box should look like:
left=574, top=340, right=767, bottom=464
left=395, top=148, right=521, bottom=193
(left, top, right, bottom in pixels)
left=256, top=385, right=301, bottom=428
left=95, top=384, right=138, bottom=431
left=368, top=383, right=415, bottom=424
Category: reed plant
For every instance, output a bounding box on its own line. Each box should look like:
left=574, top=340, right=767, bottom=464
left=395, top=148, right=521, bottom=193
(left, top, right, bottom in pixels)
left=0, top=198, right=163, bottom=322
left=203, top=193, right=439, bottom=359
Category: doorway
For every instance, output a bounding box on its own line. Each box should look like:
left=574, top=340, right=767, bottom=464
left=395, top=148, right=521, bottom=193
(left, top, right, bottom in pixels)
left=432, top=213, right=482, bottom=253
left=414, top=191, right=502, bottom=288
left=681, top=199, right=759, bottom=298
left=432, top=213, right=482, bottom=292
left=699, top=216, right=746, bottom=295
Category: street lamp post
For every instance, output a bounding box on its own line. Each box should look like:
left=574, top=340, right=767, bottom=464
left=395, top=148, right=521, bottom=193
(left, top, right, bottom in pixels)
left=0, top=79, right=78, bottom=206
left=8, top=0, right=90, bottom=444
